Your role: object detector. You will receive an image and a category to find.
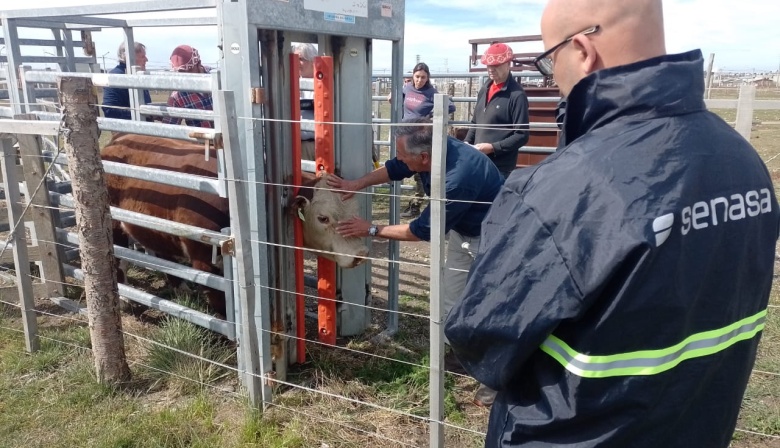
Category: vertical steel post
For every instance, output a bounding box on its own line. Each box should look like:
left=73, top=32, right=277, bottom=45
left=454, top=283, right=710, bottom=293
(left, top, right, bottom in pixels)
left=383, top=38, right=404, bottom=337
left=217, top=89, right=269, bottom=408
left=704, top=53, right=715, bottom=100
left=2, top=19, right=23, bottom=115
left=332, top=36, right=372, bottom=336
left=0, top=137, right=39, bottom=352
left=735, top=84, right=756, bottom=141
left=290, top=52, right=307, bottom=363
left=217, top=0, right=276, bottom=383
left=428, top=95, right=448, bottom=448
left=62, top=28, right=76, bottom=72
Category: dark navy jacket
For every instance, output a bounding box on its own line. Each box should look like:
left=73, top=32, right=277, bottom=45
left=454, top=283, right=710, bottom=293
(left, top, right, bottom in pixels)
left=445, top=50, right=780, bottom=447
left=385, top=136, right=503, bottom=241
left=101, top=63, right=152, bottom=120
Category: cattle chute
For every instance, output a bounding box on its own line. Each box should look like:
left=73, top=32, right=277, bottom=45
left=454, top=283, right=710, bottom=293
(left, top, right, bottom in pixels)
left=0, top=0, right=406, bottom=409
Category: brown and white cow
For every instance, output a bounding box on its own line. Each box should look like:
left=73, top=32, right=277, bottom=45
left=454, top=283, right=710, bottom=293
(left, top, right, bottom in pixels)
left=101, top=133, right=369, bottom=314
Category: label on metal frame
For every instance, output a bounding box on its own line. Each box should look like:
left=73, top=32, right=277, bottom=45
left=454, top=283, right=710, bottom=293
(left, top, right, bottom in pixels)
left=323, top=12, right=356, bottom=24
left=305, top=0, right=367, bottom=18
left=381, top=3, right=392, bottom=17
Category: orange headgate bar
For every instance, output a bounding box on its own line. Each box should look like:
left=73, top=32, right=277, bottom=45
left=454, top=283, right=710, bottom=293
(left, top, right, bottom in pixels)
left=313, top=56, right=337, bottom=345
left=289, top=53, right=307, bottom=363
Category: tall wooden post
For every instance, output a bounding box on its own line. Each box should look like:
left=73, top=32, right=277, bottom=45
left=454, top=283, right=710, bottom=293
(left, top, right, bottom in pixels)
left=58, top=76, right=130, bottom=384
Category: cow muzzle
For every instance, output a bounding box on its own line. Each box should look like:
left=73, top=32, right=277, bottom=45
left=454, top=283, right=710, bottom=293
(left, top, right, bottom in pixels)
left=349, top=248, right=370, bottom=268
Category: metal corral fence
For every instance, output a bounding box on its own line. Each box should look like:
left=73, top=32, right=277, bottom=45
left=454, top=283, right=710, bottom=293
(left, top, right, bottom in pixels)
left=0, top=67, right=267, bottom=403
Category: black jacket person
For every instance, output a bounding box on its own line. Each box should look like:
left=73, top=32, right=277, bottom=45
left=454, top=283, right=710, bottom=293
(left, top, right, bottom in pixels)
left=465, top=42, right=530, bottom=179
left=445, top=50, right=780, bottom=448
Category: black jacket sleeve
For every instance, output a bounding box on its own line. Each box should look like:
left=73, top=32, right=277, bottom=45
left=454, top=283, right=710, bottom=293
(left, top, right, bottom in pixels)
left=444, top=188, right=584, bottom=391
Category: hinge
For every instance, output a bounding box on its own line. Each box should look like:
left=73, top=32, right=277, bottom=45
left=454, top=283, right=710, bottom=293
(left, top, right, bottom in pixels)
left=250, top=87, right=265, bottom=104
left=221, top=237, right=236, bottom=257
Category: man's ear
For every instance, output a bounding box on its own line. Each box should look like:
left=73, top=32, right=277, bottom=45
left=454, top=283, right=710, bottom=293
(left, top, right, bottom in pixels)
left=571, top=34, right=599, bottom=75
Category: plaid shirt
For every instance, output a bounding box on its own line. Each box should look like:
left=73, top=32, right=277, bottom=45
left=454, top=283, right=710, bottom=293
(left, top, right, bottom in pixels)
left=161, top=90, right=214, bottom=128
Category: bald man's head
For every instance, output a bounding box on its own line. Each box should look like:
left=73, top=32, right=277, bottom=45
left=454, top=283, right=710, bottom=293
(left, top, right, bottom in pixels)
left=540, top=0, right=666, bottom=96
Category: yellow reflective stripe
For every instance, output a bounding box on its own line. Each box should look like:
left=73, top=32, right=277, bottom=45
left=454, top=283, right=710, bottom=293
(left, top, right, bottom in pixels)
left=540, top=309, right=766, bottom=378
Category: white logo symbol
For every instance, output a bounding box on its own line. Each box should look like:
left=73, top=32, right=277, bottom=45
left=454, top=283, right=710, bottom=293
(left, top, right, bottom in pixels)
left=653, top=213, right=674, bottom=246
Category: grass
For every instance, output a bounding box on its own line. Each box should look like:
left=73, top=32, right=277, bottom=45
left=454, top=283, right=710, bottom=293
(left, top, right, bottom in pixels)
left=142, top=315, right=235, bottom=394
left=708, top=88, right=780, bottom=100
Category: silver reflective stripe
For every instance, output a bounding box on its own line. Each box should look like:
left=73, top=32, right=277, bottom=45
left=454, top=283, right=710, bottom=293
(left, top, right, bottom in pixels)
left=540, top=310, right=766, bottom=378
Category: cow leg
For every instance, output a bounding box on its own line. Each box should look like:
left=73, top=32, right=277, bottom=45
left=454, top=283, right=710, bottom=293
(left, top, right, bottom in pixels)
left=185, top=241, right=226, bottom=318
left=112, top=222, right=129, bottom=284
left=111, top=222, right=143, bottom=314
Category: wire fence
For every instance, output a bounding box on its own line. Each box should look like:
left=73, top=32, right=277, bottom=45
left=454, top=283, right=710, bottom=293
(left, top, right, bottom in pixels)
left=1, top=89, right=779, bottom=446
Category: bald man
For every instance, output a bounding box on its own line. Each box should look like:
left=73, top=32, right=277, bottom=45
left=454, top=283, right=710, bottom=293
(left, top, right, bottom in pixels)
left=445, top=0, right=780, bottom=446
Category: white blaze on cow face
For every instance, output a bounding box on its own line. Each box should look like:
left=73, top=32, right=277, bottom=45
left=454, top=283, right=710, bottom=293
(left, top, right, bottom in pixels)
left=295, top=175, right=369, bottom=267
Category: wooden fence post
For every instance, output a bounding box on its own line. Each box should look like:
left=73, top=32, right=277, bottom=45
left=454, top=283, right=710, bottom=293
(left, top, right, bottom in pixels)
left=58, top=76, right=130, bottom=384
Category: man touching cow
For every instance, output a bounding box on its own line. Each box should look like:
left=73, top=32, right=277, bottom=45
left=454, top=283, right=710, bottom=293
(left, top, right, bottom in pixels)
left=328, top=117, right=504, bottom=320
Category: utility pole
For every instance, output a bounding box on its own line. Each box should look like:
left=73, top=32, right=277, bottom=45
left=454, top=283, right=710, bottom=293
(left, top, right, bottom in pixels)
left=101, top=51, right=109, bottom=72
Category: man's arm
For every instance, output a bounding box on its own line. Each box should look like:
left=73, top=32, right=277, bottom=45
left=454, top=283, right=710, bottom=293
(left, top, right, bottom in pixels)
left=337, top=218, right=421, bottom=242
left=326, top=167, right=391, bottom=199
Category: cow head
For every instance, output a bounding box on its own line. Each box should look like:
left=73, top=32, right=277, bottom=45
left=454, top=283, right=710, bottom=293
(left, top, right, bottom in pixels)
left=291, top=174, right=369, bottom=268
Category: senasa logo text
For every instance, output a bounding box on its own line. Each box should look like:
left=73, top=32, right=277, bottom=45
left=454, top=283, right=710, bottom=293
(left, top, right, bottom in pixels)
left=681, top=188, right=773, bottom=235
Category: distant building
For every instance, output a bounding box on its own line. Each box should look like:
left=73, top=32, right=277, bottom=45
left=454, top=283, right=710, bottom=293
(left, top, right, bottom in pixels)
left=751, top=76, right=776, bottom=88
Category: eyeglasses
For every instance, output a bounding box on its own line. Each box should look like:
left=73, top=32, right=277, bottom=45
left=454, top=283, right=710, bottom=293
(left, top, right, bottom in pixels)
left=533, top=25, right=600, bottom=76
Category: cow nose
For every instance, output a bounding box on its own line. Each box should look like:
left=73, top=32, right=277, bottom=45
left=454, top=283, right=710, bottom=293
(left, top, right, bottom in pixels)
left=350, top=248, right=370, bottom=267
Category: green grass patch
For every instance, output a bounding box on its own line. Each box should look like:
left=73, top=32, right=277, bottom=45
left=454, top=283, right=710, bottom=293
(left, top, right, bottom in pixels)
left=142, top=316, right=235, bottom=394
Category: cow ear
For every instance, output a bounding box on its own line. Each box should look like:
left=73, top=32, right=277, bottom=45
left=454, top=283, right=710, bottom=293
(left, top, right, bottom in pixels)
left=290, top=195, right=310, bottom=221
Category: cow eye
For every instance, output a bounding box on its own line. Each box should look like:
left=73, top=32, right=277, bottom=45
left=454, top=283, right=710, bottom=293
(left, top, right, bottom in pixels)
left=317, top=215, right=330, bottom=224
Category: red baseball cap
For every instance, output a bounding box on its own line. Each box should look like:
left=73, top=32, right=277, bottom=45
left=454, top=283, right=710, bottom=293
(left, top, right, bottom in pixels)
left=170, top=45, right=201, bottom=71
left=481, top=43, right=514, bottom=66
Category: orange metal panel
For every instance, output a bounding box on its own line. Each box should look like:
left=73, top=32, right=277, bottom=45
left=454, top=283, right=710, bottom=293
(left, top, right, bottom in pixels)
left=314, top=56, right=337, bottom=345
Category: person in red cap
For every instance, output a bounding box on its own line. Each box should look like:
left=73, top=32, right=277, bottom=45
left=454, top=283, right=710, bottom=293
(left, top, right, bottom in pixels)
left=464, top=42, right=530, bottom=179
left=161, top=45, right=214, bottom=128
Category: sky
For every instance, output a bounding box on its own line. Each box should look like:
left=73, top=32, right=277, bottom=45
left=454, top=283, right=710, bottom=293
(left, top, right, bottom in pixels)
left=3, top=0, right=780, bottom=74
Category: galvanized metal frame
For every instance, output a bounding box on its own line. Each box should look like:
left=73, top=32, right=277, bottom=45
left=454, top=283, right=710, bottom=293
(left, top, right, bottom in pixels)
left=216, top=1, right=406, bottom=387
left=3, top=0, right=407, bottom=411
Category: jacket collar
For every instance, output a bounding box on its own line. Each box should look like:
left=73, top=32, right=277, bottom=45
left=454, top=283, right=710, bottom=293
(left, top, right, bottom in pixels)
left=484, top=72, right=518, bottom=91
left=563, top=50, right=706, bottom=146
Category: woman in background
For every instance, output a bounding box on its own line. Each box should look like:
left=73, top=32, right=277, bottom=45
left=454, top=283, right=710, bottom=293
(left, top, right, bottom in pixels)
left=397, top=62, right=456, bottom=218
